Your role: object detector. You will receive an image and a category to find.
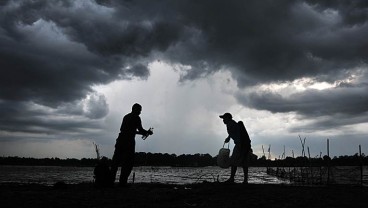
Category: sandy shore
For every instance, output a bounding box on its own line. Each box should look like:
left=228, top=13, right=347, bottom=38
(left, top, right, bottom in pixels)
left=1, top=182, right=367, bottom=208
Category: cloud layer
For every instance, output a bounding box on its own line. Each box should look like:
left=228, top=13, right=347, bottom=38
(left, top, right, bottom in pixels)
left=1, top=0, right=368, bottom=155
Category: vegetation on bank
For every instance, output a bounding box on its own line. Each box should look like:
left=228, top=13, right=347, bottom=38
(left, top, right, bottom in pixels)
left=1, top=152, right=367, bottom=167
left=0, top=153, right=221, bottom=167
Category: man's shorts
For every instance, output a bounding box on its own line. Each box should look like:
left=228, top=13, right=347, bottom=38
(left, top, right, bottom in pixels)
left=231, top=143, right=250, bottom=167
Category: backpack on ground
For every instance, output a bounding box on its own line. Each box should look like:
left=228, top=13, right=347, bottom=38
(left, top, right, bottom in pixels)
left=93, top=156, right=113, bottom=187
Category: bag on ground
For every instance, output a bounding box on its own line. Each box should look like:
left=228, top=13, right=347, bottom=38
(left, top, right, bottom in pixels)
left=93, top=156, right=113, bottom=187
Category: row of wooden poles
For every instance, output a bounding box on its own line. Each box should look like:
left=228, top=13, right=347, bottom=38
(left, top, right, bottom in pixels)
left=265, top=139, right=366, bottom=186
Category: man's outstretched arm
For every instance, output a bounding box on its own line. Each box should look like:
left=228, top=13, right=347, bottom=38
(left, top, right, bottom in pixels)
left=136, top=118, right=152, bottom=135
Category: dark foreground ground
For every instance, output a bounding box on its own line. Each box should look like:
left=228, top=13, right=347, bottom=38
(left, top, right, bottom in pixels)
left=1, top=182, right=367, bottom=208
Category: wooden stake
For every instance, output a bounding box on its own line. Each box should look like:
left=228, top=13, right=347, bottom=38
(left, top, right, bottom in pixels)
left=360, top=145, right=363, bottom=186
left=327, top=139, right=330, bottom=185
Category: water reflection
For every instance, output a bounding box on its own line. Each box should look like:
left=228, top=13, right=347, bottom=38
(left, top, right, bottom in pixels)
left=0, top=166, right=289, bottom=185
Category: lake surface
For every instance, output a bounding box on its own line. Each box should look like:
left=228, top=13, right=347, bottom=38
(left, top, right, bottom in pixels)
left=0, top=166, right=288, bottom=185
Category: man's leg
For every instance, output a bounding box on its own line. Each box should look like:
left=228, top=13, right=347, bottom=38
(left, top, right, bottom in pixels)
left=226, top=144, right=240, bottom=183
left=242, top=151, right=250, bottom=184
left=242, top=166, right=248, bottom=184
left=119, top=145, right=135, bottom=186
left=110, top=150, right=121, bottom=184
left=119, top=158, right=134, bottom=186
left=111, top=136, right=122, bottom=185
left=228, top=165, right=237, bottom=182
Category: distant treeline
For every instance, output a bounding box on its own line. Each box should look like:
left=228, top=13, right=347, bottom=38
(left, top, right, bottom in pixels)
left=1, top=152, right=367, bottom=167
left=0, top=152, right=256, bottom=167
left=259, top=153, right=368, bottom=167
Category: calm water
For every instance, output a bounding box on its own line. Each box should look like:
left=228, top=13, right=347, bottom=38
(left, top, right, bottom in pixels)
left=0, top=166, right=289, bottom=185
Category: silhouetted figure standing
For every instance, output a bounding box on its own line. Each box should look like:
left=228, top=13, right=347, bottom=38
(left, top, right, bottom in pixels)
left=220, top=112, right=251, bottom=184
left=111, top=103, right=153, bottom=187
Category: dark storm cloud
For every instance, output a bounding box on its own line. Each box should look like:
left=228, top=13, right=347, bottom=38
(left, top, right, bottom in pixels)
left=289, top=112, right=368, bottom=133
left=1, top=0, right=368, bottom=136
left=0, top=0, right=181, bottom=106
left=125, top=63, right=150, bottom=79
left=307, top=0, right=368, bottom=26
left=146, top=0, right=368, bottom=86
left=237, top=83, right=368, bottom=117
left=0, top=94, right=108, bottom=135
left=0, top=0, right=179, bottom=135
left=236, top=75, right=368, bottom=130
left=2, top=0, right=367, bottom=103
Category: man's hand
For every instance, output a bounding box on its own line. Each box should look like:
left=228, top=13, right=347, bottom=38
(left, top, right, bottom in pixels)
left=224, top=137, right=230, bottom=143
left=142, top=127, right=153, bottom=140
left=147, top=127, right=153, bottom=135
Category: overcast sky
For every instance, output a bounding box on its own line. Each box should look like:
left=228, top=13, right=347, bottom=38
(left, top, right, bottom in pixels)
left=1, top=0, right=368, bottom=159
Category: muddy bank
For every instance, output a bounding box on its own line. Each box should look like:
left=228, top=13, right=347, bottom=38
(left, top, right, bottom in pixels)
left=1, top=182, right=367, bottom=207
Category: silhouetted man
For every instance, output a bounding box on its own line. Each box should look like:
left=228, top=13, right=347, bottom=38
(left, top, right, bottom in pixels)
left=111, top=103, right=153, bottom=187
left=220, top=112, right=251, bottom=184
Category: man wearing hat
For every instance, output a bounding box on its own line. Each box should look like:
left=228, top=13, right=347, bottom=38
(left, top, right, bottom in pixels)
left=219, top=112, right=251, bottom=184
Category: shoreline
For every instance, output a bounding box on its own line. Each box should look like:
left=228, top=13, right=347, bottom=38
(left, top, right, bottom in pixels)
left=1, top=182, right=368, bottom=207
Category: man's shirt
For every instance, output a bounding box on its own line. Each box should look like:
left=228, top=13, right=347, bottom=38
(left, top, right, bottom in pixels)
left=120, top=112, right=143, bottom=139
left=226, top=119, right=241, bottom=144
